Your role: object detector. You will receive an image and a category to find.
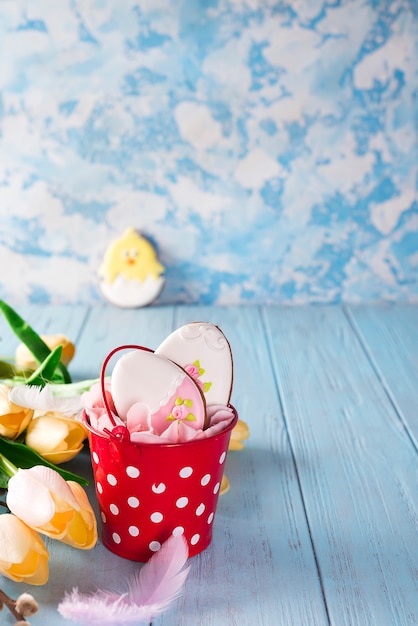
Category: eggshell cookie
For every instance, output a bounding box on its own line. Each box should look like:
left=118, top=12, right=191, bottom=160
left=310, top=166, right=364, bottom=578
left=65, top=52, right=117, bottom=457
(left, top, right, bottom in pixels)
left=110, top=349, right=207, bottom=434
left=155, top=322, right=233, bottom=405
left=100, top=274, right=165, bottom=308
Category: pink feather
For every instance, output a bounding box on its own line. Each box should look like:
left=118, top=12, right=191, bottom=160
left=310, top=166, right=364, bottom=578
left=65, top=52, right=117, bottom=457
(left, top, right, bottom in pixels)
left=58, top=535, right=191, bottom=625
left=128, top=532, right=190, bottom=607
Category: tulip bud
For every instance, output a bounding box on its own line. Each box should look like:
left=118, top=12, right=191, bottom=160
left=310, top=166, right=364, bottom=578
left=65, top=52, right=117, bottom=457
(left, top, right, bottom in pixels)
left=25, top=412, right=87, bottom=464
left=7, top=466, right=97, bottom=550
left=0, top=384, right=33, bottom=440
left=63, top=481, right=98, bottom=549
left=0, top=514, right=49, bottom=585
left=15, top=334, right=75, bottom=370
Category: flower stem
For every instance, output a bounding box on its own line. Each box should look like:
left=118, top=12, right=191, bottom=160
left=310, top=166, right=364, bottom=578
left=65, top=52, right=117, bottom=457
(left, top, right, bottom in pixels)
left=0, top=452, right=18, bottom=477
left=49, top=377, right=102, bottom=395
left=0, top=589, right=28, bottom=622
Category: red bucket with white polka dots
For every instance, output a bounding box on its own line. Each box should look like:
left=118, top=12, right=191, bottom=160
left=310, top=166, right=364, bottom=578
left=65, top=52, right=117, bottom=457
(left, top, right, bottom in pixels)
left=83, top=407, right=238, bottom=561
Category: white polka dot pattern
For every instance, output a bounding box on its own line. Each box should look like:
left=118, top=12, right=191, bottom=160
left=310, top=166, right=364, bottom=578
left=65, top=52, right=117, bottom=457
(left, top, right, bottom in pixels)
left=179, top=466, right=193, bottom=478
left=126, top=466, right=140, bottom=478
left=107, top=474, right=117, bottom=486
left=110, top=503, right=119, bottom=515
left=196, top=503, right=205, bottom=516
left=89, top=411, right=237, bottom=561
left=152, top=482, right=166, bottom=494
left=98, top=447, right=231, bottom=556
left=98, top=446, right=231, bottom=557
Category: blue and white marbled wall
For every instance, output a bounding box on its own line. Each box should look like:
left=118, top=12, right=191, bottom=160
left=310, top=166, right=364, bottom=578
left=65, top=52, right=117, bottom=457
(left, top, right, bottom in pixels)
left=0, top=0, right=417, bottom=305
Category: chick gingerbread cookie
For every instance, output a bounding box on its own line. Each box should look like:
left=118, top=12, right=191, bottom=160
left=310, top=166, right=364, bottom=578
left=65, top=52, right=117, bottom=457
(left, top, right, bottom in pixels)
left=99, top=228, right=165, bottom=308
left=155, top=322, right=233, bottom=406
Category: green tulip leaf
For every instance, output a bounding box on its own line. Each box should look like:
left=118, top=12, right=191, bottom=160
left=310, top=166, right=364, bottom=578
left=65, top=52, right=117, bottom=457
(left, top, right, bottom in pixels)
left=0, top=360, right=19, bottom=379
left=0, top=360, right=34, bottom=382
left=0, top=437, right=89, bottom=487
left=26, top=345, right=63, bottom=387
left=0, top=300, right=72, bottom=384
left=0, top=471, right=9, bottom=489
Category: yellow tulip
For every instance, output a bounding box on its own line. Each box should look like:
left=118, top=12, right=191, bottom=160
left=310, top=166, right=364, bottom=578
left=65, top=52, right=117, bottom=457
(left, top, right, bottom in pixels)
left=7, top=466, right=97, bottom=550
left=63, top=481, right=98, bottom=549
left=229, top=418, right=250, bottom=451
left=25, top=412, right=87, bottom=464
left=0, top=514, right=49, bottom=585
left=0, top=384, right=34, bottom=439
left=15, top=334, right=76, bottom=370
left=220, top=474, right=230, bottom=495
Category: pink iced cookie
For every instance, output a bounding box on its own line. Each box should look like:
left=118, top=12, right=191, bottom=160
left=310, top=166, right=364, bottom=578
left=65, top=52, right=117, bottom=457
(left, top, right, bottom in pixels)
left=110, top=348, right=207, bottom=435
left=155, top=322, right=233, bottom=406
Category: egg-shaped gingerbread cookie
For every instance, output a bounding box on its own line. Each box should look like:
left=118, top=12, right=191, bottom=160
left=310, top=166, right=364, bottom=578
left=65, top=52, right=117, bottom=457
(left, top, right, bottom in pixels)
left=110, top=348, right=207, bottom=435
left=155, top=322, right=233, bottom=406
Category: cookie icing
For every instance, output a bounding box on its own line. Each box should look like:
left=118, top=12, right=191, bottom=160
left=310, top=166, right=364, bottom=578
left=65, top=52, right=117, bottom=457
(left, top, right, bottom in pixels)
left=100, top=274, right=165, bottom=308
left=110, top=349, right=206, bottom=433
left=99, top=228, right=165, bottom=308
left=155, top=322, right=233, bottom=406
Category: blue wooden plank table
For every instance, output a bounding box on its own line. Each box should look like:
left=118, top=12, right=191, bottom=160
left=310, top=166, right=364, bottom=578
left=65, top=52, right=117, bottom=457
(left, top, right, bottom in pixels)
left=0, top=304, right=417, bottom=626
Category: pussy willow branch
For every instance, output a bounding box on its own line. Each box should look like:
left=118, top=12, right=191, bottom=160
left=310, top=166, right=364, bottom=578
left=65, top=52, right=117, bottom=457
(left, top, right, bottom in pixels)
left=0, top=588, right=28, bottom=622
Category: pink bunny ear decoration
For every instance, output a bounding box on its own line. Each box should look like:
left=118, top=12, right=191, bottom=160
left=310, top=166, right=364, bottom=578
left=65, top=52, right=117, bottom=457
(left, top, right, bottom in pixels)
left=58, top=534, right=191, bottom=625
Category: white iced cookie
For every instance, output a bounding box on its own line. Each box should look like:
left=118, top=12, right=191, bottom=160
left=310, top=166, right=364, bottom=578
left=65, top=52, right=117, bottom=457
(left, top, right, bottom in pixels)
left=100, top=274, right=165, bottom=308
left=110, top=348, right=207, bottom=435
left=155, top=322, right=233, bottom=406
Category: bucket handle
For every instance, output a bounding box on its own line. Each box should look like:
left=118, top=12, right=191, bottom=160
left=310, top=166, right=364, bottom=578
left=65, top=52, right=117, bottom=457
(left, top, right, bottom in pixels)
left=100, top=344, right=154, bottom=428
